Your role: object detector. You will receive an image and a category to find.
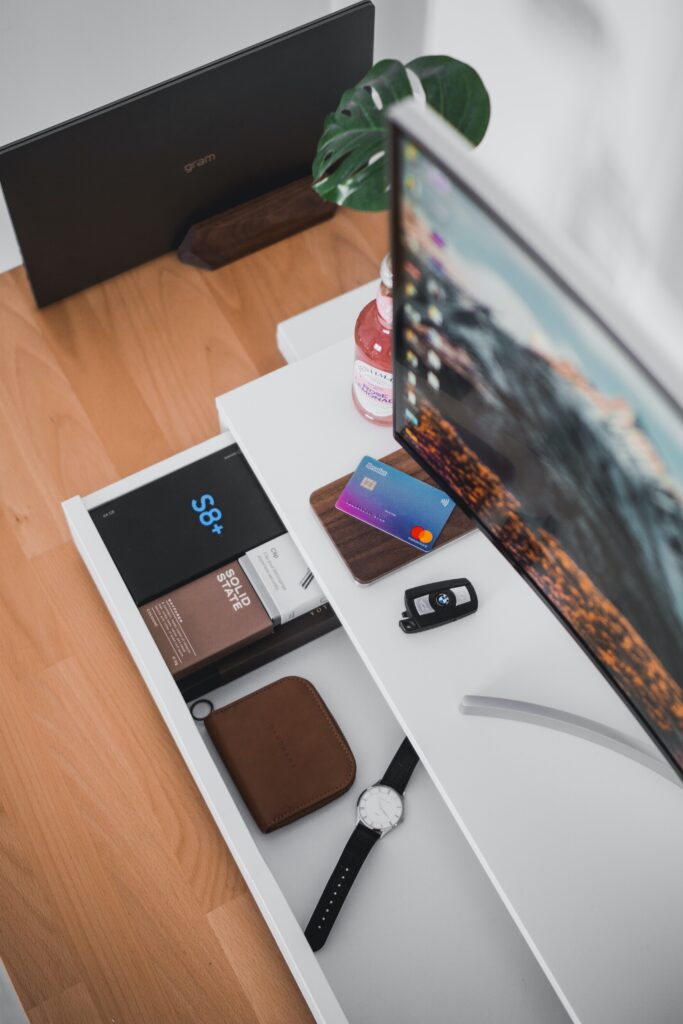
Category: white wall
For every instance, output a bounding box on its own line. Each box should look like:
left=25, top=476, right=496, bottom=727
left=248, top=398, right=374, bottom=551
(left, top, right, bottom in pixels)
left=415, top=0, right=683, bottom=356
left=1, top=0, right=682, bottom=354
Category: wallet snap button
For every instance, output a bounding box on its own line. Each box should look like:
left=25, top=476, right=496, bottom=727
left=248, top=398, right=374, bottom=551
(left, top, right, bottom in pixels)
left=190, top=698, right=214, bottom=722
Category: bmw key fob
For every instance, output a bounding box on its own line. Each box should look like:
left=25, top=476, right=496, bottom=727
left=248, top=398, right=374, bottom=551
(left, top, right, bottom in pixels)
left=399, top=578, right=478, bottom=633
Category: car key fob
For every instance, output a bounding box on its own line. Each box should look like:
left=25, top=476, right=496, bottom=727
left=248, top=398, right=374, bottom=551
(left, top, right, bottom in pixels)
left=399, top=578, right=478, bottom=633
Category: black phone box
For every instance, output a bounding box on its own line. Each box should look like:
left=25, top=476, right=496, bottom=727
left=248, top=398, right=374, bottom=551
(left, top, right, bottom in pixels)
left=90, top=444, right=284, bottom=606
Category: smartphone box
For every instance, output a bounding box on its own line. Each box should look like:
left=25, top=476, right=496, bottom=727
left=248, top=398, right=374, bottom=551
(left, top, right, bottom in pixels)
left=90, top=444, right=284, bottom=606
left=239, top=534, right=325, bottom=625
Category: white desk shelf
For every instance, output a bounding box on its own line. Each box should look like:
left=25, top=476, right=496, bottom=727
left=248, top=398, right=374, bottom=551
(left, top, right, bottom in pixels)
left=216, top=336, right=683, bottom=1024
left=63, top=430, right=567, bottom=1024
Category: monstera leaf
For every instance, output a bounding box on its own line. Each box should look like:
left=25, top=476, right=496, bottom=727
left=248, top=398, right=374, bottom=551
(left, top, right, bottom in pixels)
left=312, top=56, right=490, bottom=211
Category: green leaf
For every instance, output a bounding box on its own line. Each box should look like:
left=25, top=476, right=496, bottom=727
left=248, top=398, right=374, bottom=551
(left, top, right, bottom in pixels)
left=312, top=55, right=490, bottom=212
left=312, top=59, right=412, bottom=211
left=407, top=56, right=490, bottom=147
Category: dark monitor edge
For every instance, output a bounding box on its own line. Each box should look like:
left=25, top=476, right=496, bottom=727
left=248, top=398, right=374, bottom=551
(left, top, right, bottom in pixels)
left=388, top=114, right=683, bottom=785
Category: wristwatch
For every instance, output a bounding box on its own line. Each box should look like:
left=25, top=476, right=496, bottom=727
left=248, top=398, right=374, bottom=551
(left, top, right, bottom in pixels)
left=304, top=736, right=419, bottom=951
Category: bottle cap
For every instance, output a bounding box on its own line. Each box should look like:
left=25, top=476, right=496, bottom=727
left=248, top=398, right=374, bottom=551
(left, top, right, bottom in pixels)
left=380, top=253, right=393, bottom=290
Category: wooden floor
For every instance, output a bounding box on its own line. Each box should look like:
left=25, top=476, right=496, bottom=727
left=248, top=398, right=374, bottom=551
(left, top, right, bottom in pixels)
left=0, top=208, right=387, bottom=1024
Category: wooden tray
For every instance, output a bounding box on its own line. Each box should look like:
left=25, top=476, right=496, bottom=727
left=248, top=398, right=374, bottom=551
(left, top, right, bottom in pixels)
left=310, top=449, right=474, bottom=584
left=178, top=176, right=334, bottom=270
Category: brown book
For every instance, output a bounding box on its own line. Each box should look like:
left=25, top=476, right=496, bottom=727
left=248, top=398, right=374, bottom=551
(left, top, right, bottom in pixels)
left=140, top=562, right=273, bottom=678
left=180, top=602, right=340, bottom=703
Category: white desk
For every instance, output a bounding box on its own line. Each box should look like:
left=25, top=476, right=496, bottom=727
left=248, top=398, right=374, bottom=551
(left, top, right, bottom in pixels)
left=217, top=333, right=683, bottom=1024
left=63, top=289, right=682, bottom=1024
left=276, top=279, right=377, bottom=363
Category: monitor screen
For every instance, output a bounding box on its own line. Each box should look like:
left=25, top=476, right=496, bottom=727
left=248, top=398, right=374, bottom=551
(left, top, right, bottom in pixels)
left=391, top=112, right=683, bottom=778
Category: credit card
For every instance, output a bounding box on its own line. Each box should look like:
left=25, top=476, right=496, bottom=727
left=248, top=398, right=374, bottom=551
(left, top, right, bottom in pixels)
left=335, top=455, right=455, bottom=552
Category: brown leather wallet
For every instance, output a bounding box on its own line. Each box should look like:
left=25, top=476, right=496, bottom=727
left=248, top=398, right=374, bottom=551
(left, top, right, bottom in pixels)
left=205, top=676, right=356, bottom=832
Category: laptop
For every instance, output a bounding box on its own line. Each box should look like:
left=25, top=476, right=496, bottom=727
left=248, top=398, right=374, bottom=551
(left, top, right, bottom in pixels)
left=0, top=1, right=374, bottom=306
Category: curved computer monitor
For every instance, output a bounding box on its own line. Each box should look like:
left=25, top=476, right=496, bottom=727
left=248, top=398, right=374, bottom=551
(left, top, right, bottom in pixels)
left=390, top=100, right=683, bottom=780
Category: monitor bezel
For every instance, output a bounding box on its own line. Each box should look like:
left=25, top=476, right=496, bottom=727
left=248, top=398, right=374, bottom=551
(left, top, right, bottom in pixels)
left=389, top=99, right=683, bottom=781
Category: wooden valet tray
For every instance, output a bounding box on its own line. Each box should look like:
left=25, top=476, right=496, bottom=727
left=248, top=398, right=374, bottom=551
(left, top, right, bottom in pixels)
left=310, top=449, right=474, bottom=584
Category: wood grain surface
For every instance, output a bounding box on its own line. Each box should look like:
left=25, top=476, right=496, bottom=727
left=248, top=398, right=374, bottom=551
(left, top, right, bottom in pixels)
left=0, top=207, right=387, bottom=1024
left=310, top=449, right=474, bottom=584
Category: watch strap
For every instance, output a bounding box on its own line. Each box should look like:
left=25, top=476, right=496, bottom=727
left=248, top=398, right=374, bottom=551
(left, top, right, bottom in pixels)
left=379, top=736, right=419, bottom=794
left=304, top=823, right=379, bottom=951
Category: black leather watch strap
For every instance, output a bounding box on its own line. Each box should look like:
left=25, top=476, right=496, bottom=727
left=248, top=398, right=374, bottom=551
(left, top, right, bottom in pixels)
left=305, top=823, right=379, bottom=951
left=379, top=736, right=419, bottom=794
left=305, top=738, right=420, bottom=952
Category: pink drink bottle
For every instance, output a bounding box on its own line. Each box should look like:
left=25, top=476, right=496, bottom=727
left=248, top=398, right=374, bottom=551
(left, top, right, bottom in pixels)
left=352, top=255, right=393, bottom=425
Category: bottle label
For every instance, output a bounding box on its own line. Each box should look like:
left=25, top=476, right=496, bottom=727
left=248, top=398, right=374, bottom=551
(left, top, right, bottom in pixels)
left=352, top=360, right=393, bottom=419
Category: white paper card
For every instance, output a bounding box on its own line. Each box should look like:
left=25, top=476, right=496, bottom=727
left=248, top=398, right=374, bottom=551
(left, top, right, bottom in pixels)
left=239, top=534, right=325, bottom=625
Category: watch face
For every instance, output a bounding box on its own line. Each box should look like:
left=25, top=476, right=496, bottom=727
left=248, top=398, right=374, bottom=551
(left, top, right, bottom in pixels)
left=358, top=785, right=403, bottom=833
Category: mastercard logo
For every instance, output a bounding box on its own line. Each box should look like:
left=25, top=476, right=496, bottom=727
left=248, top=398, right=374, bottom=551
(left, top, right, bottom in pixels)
left=410, top=525, right=433, bottom=544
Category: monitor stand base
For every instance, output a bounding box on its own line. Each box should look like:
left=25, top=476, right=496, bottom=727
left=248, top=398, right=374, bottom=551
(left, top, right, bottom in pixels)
left=460, top=694, right=680, bottom=787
